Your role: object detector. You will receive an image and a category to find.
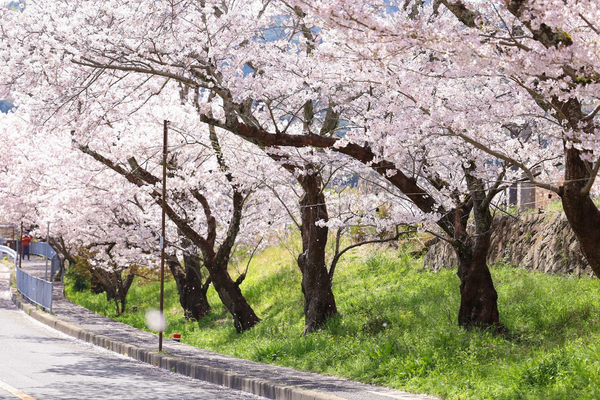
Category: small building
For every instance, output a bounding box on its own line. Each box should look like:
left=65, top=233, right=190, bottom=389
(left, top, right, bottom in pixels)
left=505, top=182, right=556, bottom=211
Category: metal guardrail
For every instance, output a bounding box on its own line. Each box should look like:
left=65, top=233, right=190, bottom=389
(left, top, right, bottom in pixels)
left=0, top=245, right=17, bottom=268
left=0, top=242, right=56, bottom=312
left=14, top=263, right=53, bottom=312
left=30, top=241, right=61, bottom=281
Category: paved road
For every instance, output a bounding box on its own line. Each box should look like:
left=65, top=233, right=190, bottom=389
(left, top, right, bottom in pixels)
left=0, top=265, right=265, bottom=400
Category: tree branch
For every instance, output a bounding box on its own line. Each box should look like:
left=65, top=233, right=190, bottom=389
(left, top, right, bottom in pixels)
left=450, top=128, right=560, bottom=193
left=328, top=226, right=410, bottom=280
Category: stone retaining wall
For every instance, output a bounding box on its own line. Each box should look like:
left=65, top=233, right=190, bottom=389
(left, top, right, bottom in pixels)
left=423, top=212, right=592, bottom=276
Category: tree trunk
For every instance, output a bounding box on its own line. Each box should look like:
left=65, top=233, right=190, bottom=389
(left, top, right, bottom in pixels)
left=91, top=267, right=136, bottom=316
left=297, top=169, right=337, bottom=334
left=560, top=146, right=600, bottom=277
left=167, top=253, right=211, bottom=320
left=115, top=271, right=135, bottom=315
left=451, top=171, right=503, bottom=331
left=49, top=236, right=76, bottom=279
left=545, top=98, right=600, bottom=278
left=454, top=243, right=501, bottom=330
left=204, top=257, right=260, bottom=332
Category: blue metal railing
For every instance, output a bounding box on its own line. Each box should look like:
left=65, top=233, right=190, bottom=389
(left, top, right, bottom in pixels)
left=30, top=241, right=61, bottom=281
left=0, top=240, right=58, bottom=312
left=14, top=263, right=53, bottom=312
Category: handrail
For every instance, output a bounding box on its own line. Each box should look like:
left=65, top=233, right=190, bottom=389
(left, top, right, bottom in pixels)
left=0, top=245, right=17, bottom=263
left=0, top=242, right=55, bottom=312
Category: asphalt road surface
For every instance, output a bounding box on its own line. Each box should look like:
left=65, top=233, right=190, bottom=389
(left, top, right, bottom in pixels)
left=0, top=265, right=265, bottom=400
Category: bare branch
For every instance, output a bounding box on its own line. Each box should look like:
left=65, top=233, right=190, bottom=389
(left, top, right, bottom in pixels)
left=582, top=103, right=600, bottom=122
left=328, top=225, right=412, bottom=280
left=450, top=128, right=560, bottom=193
left=235, top=238, right=263, bottom=288
left=581, top=157, right=600, bottom=196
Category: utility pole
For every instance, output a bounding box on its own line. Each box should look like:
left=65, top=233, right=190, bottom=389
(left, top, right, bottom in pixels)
left=18, top=221, right=22, bottom=269
left=159, top=120, right=168, bottom=352
left=45, top=222, right=50, bottom=281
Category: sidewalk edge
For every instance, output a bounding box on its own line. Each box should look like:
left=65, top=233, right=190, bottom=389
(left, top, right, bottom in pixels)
left=10, top=288, right=342, bottom=400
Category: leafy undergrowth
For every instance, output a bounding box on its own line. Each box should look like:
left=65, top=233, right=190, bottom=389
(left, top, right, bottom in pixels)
left=65, top=247, right=600, bottom=400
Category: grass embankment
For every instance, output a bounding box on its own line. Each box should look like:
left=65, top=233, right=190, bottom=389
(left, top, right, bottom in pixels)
left=66, top=247, right=600, bottom=400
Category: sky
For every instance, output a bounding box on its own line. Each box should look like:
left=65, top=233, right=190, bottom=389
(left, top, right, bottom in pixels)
left=0, top=100, right=13, bottom=113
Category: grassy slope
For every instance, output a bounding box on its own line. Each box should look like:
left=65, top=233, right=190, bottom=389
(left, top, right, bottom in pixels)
left=66, top=246, right=600, bottom=400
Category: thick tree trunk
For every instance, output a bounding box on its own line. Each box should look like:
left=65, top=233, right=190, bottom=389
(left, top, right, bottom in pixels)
left=298, top=248, right=337, bottom=334
left=454, top=244, right=501, bottom=330
left=451, top=170, right=503, bottom=331
left=297, top=170, right=337, bottom=334
left=561, top=146, right=600, bottom=277
left=548, top=98, right=600, bottom=278
left=204, top=257, right=260, bottom=332
left=167, top=253, right=211, bottom=320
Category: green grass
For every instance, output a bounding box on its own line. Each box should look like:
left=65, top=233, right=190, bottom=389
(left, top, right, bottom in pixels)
left=65, top=247, right=600, bottom=400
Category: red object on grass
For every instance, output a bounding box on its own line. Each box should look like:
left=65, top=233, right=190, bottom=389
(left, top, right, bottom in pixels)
left=172, top=333, right=181, bottom=342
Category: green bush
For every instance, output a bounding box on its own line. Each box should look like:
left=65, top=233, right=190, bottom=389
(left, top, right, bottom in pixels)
left=65, top=260, right=92, bottom=292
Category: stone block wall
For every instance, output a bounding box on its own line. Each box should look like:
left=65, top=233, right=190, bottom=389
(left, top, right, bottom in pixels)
left=423, top=212, right=592, bottom=276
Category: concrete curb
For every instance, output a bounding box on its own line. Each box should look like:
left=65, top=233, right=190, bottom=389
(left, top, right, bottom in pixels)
left=10, top=289, right=342, bottom=400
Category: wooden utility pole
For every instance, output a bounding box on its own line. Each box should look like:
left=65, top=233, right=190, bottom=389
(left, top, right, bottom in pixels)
left=45, top=222, right=50, bottom=281
left=159, top=120, right=168, bottom=351
left=18, top=221, right=23, bottom=269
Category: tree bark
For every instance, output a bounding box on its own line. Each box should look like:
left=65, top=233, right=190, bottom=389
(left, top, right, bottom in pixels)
left=454, top=235, right=501, bottom=330
left=116, top=271, right=135, bottom=315
left=297, top=169, right=338, bottom=334
left=91, top=267, right=136, bottom=316
left=561, top=148, right=600, bottom=277
left=451, top=170, right=503, bottom=331
left=556, top=99, right=600, bottom=278
left=205, top=257, right=260, bottom=332
left=167, top=252, right=211, bottom=320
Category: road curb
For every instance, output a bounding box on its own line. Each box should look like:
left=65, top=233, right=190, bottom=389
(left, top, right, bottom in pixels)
left=10, top=288, right=342, bottom=400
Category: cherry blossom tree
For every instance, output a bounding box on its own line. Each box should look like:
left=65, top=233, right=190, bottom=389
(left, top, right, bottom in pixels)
left=268, top=145, right=418, bottom=332
left=0, top=111, right=39, bottom=226
left=279, top=0, right=585, bottom=330
left=0, top=0, right=372, bottom=333
left=308, top=0, right=600, bottom=278
left=0, top=96, right=272, bottom=329
left=0, top=108, right=159, bottom=315
left=0, top=0, right=541, bottom=331
left=74, top=120, right=268, bottom=331
left=429, top=0, right=600, bottom=278
left=218, top=2, right=513, bottom=330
